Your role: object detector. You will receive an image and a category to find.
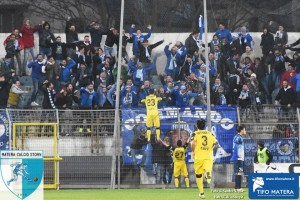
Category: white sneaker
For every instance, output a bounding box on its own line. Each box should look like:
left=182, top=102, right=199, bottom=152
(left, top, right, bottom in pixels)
left=235, top=188, right=244, bottom=193
left=31, top=101, right=39, bottom=106
left=199, top=194, right=205, bottom=199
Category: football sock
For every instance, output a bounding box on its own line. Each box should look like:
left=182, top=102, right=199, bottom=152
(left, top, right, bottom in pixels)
left=196, top=175, right=204, bottom=194
left=146, top=129, right=151, bottom=141
left=185, top=177, right=190, bottom=188
left=174, top=177, right=179, bottom=188
left=155, top=128, right=160, bottom=140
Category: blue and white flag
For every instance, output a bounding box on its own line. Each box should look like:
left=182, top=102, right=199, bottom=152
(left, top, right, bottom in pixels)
left=122, top=106, right=237, bottom=168
left=198, top=15, right=204, bottom=41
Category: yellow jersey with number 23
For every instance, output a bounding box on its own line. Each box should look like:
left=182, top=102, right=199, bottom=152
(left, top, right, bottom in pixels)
left=141, top=94, right=162, bottom=115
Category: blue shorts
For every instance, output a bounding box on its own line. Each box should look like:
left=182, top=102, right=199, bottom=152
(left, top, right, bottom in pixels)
left=233, top=160, right=244, bottom=175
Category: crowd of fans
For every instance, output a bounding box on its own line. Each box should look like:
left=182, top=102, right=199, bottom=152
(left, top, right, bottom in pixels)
left=0, top=18, right=299, bottom=111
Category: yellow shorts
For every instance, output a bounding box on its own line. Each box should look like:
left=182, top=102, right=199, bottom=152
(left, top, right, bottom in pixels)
left=194, top=159, right=213, bottom=175
left=146, top=114, right=160, bottom=127
left=173, top=161, right=188, bottom=177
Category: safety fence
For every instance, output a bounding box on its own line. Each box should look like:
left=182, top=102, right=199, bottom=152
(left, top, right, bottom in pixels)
left=0, top=105, right=299, bottom=189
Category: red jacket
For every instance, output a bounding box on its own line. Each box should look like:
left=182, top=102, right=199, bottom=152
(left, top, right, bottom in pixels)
left=280, top=71, right=296, bottom=89
left=20, top=23, right=39, bottom=48
left=3, top=33, right=24, bottom=50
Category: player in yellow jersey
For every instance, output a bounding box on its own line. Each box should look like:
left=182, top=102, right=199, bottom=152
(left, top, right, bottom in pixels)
left=192, top=119, right=219, bottom=199
left=160, top=137, right=191, bottom=188
left=141, top=89, right=162, bottom=141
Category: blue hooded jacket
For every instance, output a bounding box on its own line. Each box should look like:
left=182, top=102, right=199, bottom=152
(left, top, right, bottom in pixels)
left=129, top=27, right=151, bottom=55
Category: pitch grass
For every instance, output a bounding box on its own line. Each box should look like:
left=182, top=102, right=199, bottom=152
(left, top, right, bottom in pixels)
left=45, top=188, right=249, bottom=200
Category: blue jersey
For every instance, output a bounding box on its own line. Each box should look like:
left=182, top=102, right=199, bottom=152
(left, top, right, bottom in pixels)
left=231, top=133, right=244, bottom=161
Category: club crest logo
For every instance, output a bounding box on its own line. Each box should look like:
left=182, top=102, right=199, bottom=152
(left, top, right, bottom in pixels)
left=0, top=151, right=44, bottom=200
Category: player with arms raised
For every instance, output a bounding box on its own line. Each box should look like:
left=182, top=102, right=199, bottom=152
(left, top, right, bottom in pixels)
left=160, top=137, right=191, bottom=188
left=141, top=89, right=162, bottom=141
left=192, top=119, right=219, bottom=199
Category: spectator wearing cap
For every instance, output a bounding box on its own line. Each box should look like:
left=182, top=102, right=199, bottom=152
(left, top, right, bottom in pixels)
left=28, top=54, right=45, bottom=106
left=280, top=64, right=296, bottom=89
left=172, top=85, right=200, bottom=107
left=215, top=22, right=232, bottom=43
left=275, top=80, right=295, bottom=120
left=38, top=21, right=55, bottom=58
left=104, top=28, right=119, bottom=57
left=7, top=80, right=28, bottom=108
left=21, top=19, right=39, bottom=76
left=129, top=24, right=152, bottom=56
left=164, top=42, right=181, bottom=77
left=128, top=59, right=154, bottom=89
left=237, top=26, right=254, bottom=53
left=121, top=85, right=138, bottom=108
left=185, top=30, right=200, bottom=56
left=39, top=80, right=56, bottom=109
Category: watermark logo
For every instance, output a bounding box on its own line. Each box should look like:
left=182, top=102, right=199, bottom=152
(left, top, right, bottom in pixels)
left=249, top=173, right=299, bottom=199
left=0, top=151, right=44, bottom=200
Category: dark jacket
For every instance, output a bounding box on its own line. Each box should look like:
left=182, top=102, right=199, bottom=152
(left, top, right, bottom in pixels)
left=39, top=84, right=56, bottom=109
left=65, top=20, right=79, bottom=43
left=138, top=40, right=163, bottom=63
left=260, top=31, right=274, bottom=55
left=185, top=34, right=199, bottom=55
left=38, top=22, right=55, bottom=48
left=275, top=86, right=295, bottom=106
left=105, top=30, right=119, bottom=48
left=87, top=25, right=108, bottom=47
left=0, top=77, right=11, bottom=107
